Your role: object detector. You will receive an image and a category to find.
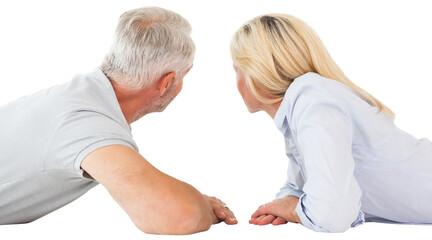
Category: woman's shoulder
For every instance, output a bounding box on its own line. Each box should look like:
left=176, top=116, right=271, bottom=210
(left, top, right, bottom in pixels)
left=286, top=72, right=353, bottom=98
left=275, top=73, right=349, bottom=128
left=279, top=72, right=380, bottom=123
left=282, top=73, right=353, bottom=112
left=279, top=72, right=391, bottom=126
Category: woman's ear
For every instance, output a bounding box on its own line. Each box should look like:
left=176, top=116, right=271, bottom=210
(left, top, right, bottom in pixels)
left=156, top=72, right=176, bottom=96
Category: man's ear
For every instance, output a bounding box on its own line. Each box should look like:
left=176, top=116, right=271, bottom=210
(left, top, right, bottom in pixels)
left=156, top=72, right=176, bottom=96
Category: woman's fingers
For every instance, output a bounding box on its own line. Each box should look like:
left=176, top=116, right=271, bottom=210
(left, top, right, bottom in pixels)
left=251, top=203, right=272, bottom=219
left=249, top=214, right=278, bottom=225
left=250, top=214, right=267, bottom=224
left=257, top=215, right=276, bottom=225
left=250, top=201, right=289, bottom=226
left=272, top=216, right=288, bottom=225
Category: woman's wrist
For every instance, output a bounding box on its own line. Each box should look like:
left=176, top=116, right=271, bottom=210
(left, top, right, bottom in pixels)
left=284, top=195, right=302, bottom=224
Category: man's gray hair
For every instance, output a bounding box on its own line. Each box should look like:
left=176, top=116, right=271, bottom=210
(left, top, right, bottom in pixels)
left=101, top=7, right=195, bottom=88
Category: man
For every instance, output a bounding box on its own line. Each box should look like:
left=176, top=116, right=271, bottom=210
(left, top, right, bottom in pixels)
left=0, top=7, right=237, bottom=234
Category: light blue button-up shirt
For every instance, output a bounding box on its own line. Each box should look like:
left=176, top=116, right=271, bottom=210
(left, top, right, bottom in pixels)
left=273, top=72, right=432, bottom=232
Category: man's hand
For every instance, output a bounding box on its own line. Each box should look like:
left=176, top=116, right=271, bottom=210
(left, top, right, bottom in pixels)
left=249, top=196, right=302, bottom=226
left=204, top=195, right=238, bottom=225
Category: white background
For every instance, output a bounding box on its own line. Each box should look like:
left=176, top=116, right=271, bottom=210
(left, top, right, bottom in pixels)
left=1, top=0, right=432, bottom=239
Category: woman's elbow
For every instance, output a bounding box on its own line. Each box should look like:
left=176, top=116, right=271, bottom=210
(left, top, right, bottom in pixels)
left=319, top=219, right=352, bottom=233
left=311, top=209, right=359, bottom=233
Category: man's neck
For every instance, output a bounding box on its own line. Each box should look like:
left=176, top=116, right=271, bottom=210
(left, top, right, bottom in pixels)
left=110, top=80, right=156, bottom=124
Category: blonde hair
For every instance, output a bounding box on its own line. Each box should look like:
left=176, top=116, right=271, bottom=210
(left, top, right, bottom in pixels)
left=230, top=14, right=394, bottom=118
left=101, top=7, right=195, bottom=88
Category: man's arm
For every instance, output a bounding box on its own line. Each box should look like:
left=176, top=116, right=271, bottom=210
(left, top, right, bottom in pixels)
left=81, top=144, right=236, bottom=235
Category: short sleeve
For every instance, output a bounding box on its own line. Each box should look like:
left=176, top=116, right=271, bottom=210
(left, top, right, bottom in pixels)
left=46, top=110, right=138, bottom=179
left=73, top=138, right=136, bottom=177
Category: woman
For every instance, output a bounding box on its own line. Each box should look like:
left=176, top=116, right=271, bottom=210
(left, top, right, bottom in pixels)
left=230, top=14, right=432, bottom=232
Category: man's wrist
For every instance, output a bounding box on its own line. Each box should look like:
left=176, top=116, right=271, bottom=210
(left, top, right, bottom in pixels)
left=203, top=195, right=219, bottom=224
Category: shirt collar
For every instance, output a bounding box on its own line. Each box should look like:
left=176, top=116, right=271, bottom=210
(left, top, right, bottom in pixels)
left=273, top=72, right=317, bottom=134
left=273, top=90, right=291, bottom=134
left=273, top=98, right=287, bottom=131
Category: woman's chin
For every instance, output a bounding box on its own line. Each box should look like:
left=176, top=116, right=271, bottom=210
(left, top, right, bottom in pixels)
left=247, top=107, right=260, bottom=114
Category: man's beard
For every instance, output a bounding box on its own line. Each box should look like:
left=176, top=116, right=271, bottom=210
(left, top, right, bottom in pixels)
left=151, top=83, right=177, bottom=113
left=132, top=81, right=178, bottom=121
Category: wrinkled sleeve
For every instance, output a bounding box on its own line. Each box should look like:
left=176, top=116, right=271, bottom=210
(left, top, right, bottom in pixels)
left=289, top=87, right=364, bottom=232
left=276, top=151, right=304, bottom=199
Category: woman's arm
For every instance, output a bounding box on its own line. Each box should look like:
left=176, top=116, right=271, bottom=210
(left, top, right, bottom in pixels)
left=249, top=152, right=305, bottom=226
left=289, top=86, right=363, bottom=232
left=81, top=144, right=237, bottom=235
left=276, top=151, right=305, bottom=199
left=251, top=86, right=364, bottom=232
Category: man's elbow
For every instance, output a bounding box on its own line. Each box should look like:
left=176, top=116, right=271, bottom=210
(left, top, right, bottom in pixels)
left=134, top=204, right=212, bottom=235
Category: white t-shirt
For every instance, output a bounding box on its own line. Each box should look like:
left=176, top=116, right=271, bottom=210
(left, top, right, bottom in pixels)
left=0, top=68, right=138, bottom=224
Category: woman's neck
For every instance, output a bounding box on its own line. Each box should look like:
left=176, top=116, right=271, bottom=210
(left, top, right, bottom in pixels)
left=263, top=100, right=282, bottom=119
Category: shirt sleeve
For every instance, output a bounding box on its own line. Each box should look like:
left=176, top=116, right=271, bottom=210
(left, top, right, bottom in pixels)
left=276, top=151, right=304, bottom=199
left=73, top=138, right=137, bottom=178
left=46, top=110, right=138, bottom=179
left=289, top=86, right=364, bottom=232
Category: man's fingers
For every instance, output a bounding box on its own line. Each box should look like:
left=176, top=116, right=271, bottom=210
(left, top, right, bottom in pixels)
left=214, top=206, right=226, bottom=220
left=220, top=207, right=238, bottom=225
left=215, top=206, right=237, bottom=224
left=208, top=196, right=237, bottom=225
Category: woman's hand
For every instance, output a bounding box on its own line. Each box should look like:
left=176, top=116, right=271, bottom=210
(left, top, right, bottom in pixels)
left=249, top=195, right=302, bottom=226
left=204, top=195, right=238, bottom=225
